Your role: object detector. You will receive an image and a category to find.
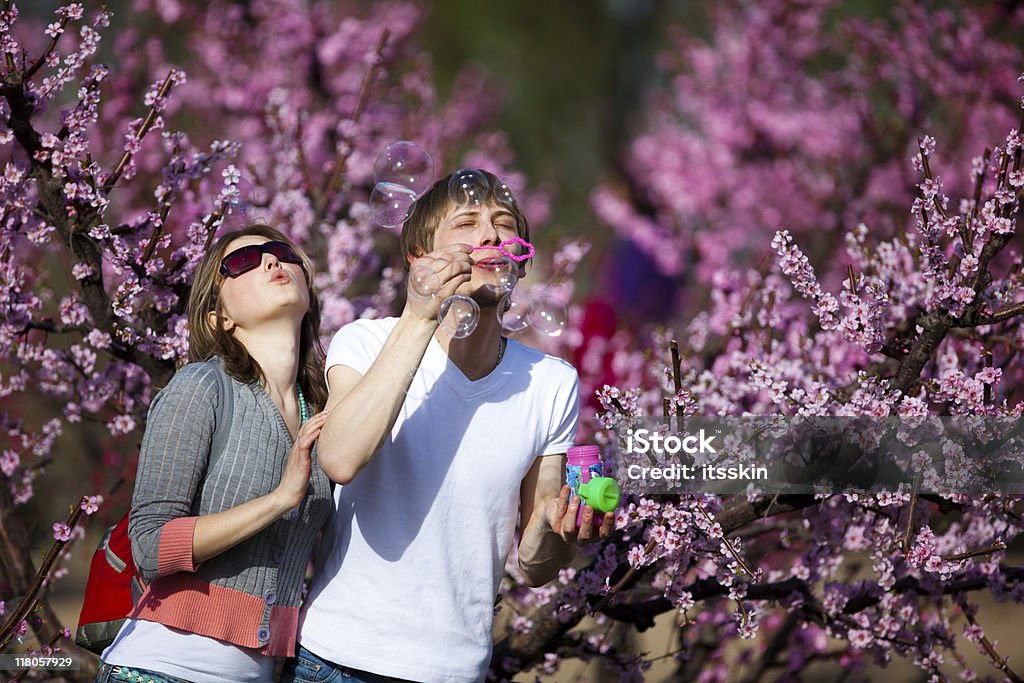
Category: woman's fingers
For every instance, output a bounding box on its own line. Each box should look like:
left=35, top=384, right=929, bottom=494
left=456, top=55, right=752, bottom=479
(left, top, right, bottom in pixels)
left=295, top=410, right=329, bottom=452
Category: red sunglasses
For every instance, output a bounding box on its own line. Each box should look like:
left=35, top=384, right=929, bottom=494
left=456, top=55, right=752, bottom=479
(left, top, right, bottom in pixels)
left=219, top=240, right=305, bottom=278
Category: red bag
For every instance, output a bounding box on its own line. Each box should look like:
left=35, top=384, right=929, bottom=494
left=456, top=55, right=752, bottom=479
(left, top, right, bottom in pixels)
left=75, top=364, right=235, bottom=654
left=74, top=514, right=144, bottom=653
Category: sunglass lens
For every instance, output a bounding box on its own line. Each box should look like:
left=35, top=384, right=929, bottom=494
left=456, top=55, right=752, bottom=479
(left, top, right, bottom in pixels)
left=221, top=244, right=263, bottom=277
left=265, top=241, right=302, bottom=264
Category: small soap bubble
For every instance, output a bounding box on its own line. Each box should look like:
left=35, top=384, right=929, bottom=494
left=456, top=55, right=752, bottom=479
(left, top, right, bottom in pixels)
left=370, top=181, right=418, bottom=227
left=373, top=141, right=435, bottom=196
left=475, top=254, right=516, bottom=295
left=527, top=295, right=568, bottom=337
left=222, top=179, right=256, bottom=224
left=447, top=168, right=490, bottom=209
left=500, top=296, right=529, bottom=333
left=497, top=268, right=518, bottom=294
left=494, top=178, right=517, bottom=207
left=439, top=294, right=480, bottom=339
left=410, top=261, right=441, bottom=297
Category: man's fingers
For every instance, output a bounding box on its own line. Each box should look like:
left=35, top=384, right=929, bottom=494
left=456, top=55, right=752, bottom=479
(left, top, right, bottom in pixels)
left=438, top=268, right=471, bottom=297
left=554, top=485, right=570, bottom=516
left=561, top=495, right=580, bottom=539
left=599, top=511, right=615, bottom=538
left=421, top=244, right=473, bottom=270
left=440, top=257, right=472, bottom=280
left=577, top=506, right=594, bottom=543
left=433, top=242, right=472, bottom=256
left=411, top=254, right=470, bottom=302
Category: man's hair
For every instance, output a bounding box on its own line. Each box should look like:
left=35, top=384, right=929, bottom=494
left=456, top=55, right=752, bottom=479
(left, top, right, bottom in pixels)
left=399, top=170, right=531, bottom=271
left=186, top=223, right=328, bottom=411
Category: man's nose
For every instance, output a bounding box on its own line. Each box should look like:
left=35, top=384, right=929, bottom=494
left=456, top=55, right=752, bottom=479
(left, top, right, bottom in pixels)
left=479, top=222, right=500, bottom=245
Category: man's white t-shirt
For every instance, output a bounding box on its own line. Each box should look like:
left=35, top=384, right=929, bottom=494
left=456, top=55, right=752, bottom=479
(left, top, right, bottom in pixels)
left=298, top=317, right=580, bottom=683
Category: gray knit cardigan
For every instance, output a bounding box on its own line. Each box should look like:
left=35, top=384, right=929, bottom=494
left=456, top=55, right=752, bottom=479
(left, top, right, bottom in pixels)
left=126, top=359, right=332, bottom=655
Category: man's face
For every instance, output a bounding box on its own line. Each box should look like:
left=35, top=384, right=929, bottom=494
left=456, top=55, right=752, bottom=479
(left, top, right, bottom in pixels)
left=432, top=203, right=522, bottom=306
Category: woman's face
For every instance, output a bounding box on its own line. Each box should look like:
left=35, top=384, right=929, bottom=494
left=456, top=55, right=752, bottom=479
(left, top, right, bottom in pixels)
left=213, top=235, right=310, bottom=333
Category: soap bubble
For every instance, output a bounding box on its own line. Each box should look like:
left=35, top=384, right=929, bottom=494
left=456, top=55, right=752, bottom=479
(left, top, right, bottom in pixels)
left=448, top=168, right=489, bottom=209
left=497, top=269, right=518, bottom=294
left=373, top=141, right=434, bottom=196
left=226, top=177, right=255, bottom=216
left=410, top=261, right=442, bottom=297
left=370, top=181, right=418, bottom=227
left=229, top=179, right=254, bottom=214
left=494, top=178, right=517, bottom=207
left=475, top=254, right=516, bottom=296
left=439, top=294, right=480, bottom=339
left=527, top=295, right=568, bottom=337
left=500, top=295, right=529, bottom=333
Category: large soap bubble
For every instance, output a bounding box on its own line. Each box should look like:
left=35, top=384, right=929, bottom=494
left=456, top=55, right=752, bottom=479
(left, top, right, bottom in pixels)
left=439, top=295, right=480, bottom=339
left=447, top=168, right=490, bottom=209
left=370, top=182, right=418, bottom=228
left=526, top=295, right=568, bottom=337
left=373, top=141, right=434, bottom=196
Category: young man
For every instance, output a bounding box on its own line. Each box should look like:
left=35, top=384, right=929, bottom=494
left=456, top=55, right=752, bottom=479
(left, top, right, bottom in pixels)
left=285, top=171, right=613, bottom=682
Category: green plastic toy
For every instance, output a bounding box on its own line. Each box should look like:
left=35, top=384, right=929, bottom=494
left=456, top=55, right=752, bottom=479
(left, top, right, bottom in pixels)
left=578, top=476, right=621, bottom=514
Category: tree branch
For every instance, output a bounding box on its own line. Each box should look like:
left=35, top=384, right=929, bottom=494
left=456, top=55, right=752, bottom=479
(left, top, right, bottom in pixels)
left=493, top=495, right=818, bottom=668
left=975, top=300, right=1024, bottom=326
left=0, top=497, right=87, bottom=650
left=22, top=17, right=69, bottom=83
left=313, top=29, right=390, bottom=221
left=102, top=71, right=176, bottom=194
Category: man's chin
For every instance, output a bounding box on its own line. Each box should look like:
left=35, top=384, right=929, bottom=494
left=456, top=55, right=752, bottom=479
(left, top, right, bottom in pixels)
left=468, top=285, right=508, bottom=309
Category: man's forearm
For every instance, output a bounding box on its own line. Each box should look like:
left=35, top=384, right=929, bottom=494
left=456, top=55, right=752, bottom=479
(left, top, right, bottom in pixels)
left=318, top=312, right=436, bottom=483
left=518, top=511, right=576, bottom=587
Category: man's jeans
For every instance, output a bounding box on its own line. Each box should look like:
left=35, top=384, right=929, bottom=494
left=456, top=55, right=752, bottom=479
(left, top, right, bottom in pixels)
left=279, top=644, right=413, bottom=683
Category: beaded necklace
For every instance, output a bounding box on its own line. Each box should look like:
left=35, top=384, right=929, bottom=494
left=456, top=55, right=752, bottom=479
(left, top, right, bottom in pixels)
left=297, top=386, right=309, bottom=424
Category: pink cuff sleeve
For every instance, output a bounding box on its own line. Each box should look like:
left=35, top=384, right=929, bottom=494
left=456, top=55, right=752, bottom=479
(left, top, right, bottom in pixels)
left=157, top=516, right=199, bottom=576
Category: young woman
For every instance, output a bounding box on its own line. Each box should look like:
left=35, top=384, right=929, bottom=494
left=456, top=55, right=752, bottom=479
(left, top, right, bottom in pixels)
left=96, top=225, right=333, bottom=683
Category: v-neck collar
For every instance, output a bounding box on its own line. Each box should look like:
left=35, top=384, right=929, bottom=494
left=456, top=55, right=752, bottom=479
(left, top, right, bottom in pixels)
left=425, top=334, right=515, bottom=398
left=250, top=380, right=299, bottom=443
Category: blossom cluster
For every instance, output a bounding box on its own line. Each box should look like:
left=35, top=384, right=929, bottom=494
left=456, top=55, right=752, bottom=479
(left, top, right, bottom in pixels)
left=493, top=2, right=1024, bottom=680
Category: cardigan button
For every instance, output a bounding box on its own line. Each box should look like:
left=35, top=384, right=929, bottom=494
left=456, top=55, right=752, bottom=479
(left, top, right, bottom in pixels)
left=284, top=507, right=299, bottom=521
left=273, top=549, right=285, bottom=564
left=265, top=590, right=277, bottom=605
left=257, top=626, right=271, bottom=643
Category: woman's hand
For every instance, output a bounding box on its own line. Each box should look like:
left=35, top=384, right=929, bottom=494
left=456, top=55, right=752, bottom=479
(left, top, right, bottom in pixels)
left=273, top=410, right=330, bottom=511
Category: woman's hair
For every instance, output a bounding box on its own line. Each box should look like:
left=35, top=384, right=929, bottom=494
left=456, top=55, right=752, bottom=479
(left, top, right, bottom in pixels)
left=186, top=224, right=328, bottom=411
left=399, top=170, right=531, bottom=271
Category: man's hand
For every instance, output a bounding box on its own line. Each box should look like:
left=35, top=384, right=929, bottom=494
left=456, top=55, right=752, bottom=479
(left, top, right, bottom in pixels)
left=541, top=484, right=615, bottom=544
left=406, top=243, right=472, bottom=321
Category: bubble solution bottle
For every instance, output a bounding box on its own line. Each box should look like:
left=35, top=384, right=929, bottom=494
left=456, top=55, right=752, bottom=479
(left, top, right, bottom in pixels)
left=566, top=445, right=621, bottom=528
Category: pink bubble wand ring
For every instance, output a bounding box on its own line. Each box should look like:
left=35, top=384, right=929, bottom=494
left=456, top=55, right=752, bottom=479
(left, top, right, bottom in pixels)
left=471, top=237, right=535, bottom=262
